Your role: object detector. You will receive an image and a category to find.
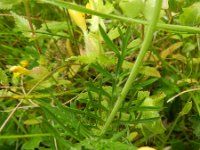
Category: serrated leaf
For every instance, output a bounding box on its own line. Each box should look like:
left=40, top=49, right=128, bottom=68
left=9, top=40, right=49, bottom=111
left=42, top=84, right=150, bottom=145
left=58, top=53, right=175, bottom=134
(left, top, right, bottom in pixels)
left=11, top=12, right=36, bottom=38
left=0, top=0, right=22, bottom=9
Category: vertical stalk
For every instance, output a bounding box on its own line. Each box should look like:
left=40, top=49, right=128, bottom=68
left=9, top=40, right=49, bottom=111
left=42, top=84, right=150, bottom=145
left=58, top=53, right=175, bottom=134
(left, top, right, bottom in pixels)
left=100, top=0, right=163, bottom=135
left=24, top=0, right=42, bottom=54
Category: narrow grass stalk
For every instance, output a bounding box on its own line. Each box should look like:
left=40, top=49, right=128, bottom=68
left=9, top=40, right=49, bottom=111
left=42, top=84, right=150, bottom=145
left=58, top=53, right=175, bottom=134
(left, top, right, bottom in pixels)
left=24, top=0, right=42, bottom=54
left=0, top=133, right=52, bottom=139
left=161, top=114, right=181, bottom=148
left=167, top=87, right=200, bottom=103
left=42, top=0, right=200, bottom=34
left=100, top=0, right=163, bottom=135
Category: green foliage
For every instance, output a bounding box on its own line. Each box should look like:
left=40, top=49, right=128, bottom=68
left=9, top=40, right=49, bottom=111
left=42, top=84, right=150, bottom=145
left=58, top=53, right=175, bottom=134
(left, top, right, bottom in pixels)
left=0, top=0, right=22, bottom=9
left=119, top=0, right=143, bottom=18
left=179, top=2, right=200, bottom=25
left=0, top=0, right=200, bottom=149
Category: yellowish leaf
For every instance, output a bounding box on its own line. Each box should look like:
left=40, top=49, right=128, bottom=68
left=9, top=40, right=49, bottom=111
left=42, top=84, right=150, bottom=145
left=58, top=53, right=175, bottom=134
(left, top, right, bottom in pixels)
left=24, top=117, right=42, bottom=125
left=172, top=53, right=187, bottom=63
left=20, top=60, right=29, bottom=67
left=68, top=9, right=87, bottom=33
left=128, top=132, right=138, bottom=142
left=140, top=66, right=161, bottom=78
left=160, top=42, right=183, bottom=59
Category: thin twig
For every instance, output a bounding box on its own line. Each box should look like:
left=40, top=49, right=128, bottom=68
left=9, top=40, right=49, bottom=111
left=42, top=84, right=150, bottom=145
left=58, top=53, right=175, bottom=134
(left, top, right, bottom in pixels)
left=167, top=87, right=200, bottom=103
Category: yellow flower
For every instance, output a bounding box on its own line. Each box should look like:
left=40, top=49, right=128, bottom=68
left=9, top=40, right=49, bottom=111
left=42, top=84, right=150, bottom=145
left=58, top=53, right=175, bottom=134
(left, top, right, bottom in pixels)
left=9, top=66, right=30, bottom=77
left=86, top=1, right=94, bottom=10
left=137, top=146, right=156, bottom=150
left=68, top=9, right=87, bottom=33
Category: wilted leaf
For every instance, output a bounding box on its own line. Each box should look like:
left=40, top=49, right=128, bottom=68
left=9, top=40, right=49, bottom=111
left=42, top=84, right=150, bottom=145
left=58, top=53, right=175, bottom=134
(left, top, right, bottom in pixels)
left=172, top=53, right=187, bottom=64
left=140, top=66, right=161, bottom=78
left=160, top=42, right=183, bottom=59
left=177, top=78, right=197, bottom=84
left=29, top=66, right=49, bottom=79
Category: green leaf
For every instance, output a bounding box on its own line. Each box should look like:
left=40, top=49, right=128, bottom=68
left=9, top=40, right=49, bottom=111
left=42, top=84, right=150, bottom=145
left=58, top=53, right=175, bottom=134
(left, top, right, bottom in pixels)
left=91, top=63, right=113, bottom=79
left=99, top=25, right=120, bottom=56
left=180, top=2, right=200, bottom=26
left=139, top=66, right=161, bottom=78
left=107, top=26, right=125, bottom=40
left=0, top=0, right=22, bottom=9
left=119, top=0, right=144, bottom=18
left=11, top=12, right=36, bottom=38
left=21, top=137, right=41, bottom=150
left=180, top=101, right=192, bottom=116
left=190, top=116, right=200, bottom=137
left=0, top=68, right=8, bottom=85
left=143, top=0, right=164, bottom=20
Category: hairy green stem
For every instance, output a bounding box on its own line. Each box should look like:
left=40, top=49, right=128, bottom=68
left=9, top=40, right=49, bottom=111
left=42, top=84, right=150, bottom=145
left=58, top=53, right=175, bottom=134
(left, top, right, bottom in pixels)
left=100, top=0, right=163, bottom=135
left=42, top=0, right=200, bottom=34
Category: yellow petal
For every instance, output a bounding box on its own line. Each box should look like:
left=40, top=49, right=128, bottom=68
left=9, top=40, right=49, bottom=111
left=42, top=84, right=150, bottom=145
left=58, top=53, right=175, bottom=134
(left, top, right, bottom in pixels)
left=86, top=2, right=94, bottom=10
left=10, top=66, right=30, bottom=75
left=68, top=9, right=87, bottom=32
left=137, top=146, right=156, bottom=150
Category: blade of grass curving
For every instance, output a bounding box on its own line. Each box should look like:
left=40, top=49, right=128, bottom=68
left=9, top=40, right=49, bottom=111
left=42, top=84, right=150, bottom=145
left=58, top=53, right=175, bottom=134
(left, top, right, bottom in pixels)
left=116, top=27, right=132, bottom=75
left=100, top=0, right=163, bottom=135
left=40, top=0, right=200, bottom=33
left=99, top=25, right=120, bottom=56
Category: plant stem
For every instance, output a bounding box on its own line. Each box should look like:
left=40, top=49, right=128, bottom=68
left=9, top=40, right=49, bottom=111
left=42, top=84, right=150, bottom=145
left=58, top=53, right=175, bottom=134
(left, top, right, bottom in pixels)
left=43, top=0, right=200, bottom=34
left=24, top=0, right=42, bottom=54
left=161, top=114, right=181, bottom=148
left=100, top=0, right=163, bottom=135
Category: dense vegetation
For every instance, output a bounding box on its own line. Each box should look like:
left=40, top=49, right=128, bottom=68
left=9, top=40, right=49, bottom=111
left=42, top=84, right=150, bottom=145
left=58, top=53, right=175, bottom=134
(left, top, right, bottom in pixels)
left=0, top=0, right=200, bottom=149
